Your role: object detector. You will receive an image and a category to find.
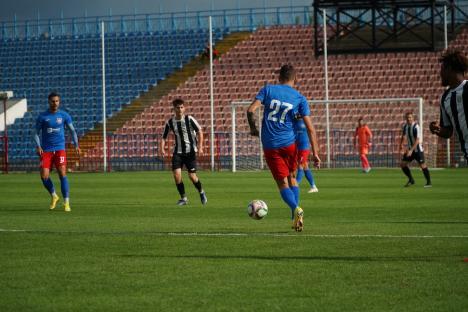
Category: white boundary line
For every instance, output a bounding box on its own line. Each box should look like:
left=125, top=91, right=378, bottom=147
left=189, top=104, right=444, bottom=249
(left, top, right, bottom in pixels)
left=1, top=229, right=467, bottom=239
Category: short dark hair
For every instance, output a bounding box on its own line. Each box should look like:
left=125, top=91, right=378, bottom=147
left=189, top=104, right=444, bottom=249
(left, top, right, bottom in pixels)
left=48, top=92, right=60, bottom=100
left=278, top=64, right=296, bottom=82
left=439, top=49, right=468, bottom=73
left=405, top=112, right=414, bottom=117
left=172, top=98, right=184, bottom=107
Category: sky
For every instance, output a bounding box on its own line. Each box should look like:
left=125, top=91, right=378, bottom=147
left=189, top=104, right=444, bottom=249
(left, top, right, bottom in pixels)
left=0, top=0, right=312, bottom=22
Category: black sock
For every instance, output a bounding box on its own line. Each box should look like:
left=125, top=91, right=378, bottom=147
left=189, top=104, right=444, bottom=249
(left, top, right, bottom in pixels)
left=193, top=180, right=203, bottom=193
left=401, top=166, right=414, bottom=181
left=176, top=182, right=186, bottom=198
left=422, top=168, right=431, bottom=184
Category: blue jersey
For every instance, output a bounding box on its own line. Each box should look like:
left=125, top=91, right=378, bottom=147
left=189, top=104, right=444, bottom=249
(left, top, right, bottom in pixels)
left=255, top=84, right=310, bottom=149
left=35, top=110, right=74, bottom=152
left=294, top=119, right=310, bottom=151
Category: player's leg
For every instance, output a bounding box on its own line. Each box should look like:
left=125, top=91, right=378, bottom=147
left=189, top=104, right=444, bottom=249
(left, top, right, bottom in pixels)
left=302, top=159, right=318, bottom=192
left=418, top=153, right=431, bottom=187
left=296, top=149, right=305, bottom=184
left=400, top=156, right=415, bottom=187
left=40, top=152, right=59, bottom=210
left=185, top=152, right=207, bottom=204
left=296, top=164, right=304, bottom=184
left=267, top=144, right=303, bottom=232
left=172, top=154, right=187, bottom=205
left=55, top=150, right=71, bottom=211
left=265, top=148, right=298, bottom=216
left=57, top=166, right=71, bottom=212
left=360, top=147, right=370, bottom=172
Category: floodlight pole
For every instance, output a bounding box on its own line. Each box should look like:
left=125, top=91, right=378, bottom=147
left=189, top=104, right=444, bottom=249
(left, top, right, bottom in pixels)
left=209, top=16, right=215, bottom=171
left=323, top=9, right=331, bottom=168
left=101, top=21, right=107, bottom=172
left=2, top=96, right=8, bottom=174
left=231, top=105, right=236, bottom=172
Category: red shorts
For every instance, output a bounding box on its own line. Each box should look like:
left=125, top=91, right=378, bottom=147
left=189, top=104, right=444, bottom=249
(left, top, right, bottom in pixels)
left=263, top=143, right=298, bottom=180
left=40, top=150, right=67, bottom=169
left=297, top=149, right=310, bottom=165
left=359, top=146, right=369, bottom=155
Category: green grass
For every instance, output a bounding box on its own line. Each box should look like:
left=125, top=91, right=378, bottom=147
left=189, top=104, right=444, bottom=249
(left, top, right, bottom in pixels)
left=0, top=169, right=467, bottom=311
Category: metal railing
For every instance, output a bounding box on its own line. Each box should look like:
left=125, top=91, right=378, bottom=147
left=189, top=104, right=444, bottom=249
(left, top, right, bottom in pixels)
left=1, top=6, right=312, bottom=40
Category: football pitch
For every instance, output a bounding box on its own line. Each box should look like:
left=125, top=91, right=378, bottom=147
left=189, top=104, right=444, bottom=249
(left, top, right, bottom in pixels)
left=1, top=169, right=467, bottom=311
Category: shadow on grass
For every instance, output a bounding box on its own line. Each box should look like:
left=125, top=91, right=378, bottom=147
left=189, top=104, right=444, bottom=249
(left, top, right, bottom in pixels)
left=116, top=254, right=457, bottom=262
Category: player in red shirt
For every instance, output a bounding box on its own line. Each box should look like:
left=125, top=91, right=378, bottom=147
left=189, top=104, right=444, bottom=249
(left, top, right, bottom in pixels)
left=353, top=117, right=372, bottom=173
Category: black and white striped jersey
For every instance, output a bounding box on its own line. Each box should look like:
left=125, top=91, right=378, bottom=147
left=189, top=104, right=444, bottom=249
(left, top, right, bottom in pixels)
left=440, top=80, right=468, bottom=158
left=163, top=115, right=201, bottom=154
left=402, top=122, right=424, bottom=152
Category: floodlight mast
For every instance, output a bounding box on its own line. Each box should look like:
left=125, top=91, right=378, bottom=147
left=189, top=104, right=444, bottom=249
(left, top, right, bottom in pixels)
left=0, top=91, right=13, bottom=174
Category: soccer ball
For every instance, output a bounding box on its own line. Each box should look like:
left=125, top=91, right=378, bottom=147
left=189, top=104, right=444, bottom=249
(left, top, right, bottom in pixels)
left=247, top=200, right=268, bottom=220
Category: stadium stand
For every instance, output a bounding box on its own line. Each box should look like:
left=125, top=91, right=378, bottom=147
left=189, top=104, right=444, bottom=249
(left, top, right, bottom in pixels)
left=0, top=29, right=224, bottom=169
left=82, top=25, right=468, bottom=169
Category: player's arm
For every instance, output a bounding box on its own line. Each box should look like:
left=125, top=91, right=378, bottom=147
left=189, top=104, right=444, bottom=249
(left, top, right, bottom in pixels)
left=399, top=131, right=406, bottom=154
left=429, top=122, right=453, bottom=138
left=302, top=115, right=321, bottom=168
left=247, top=99, right=261, bottom=136
left=66, top=122, right=81, bottom=155
left=430, top=104, right=453, bottom=138
left=189, top=116, right=204, bottom=156
left=161, top=122, right=170, bottom=157
left=353, top=129, right=358, bottom=148
left=367, top=127, right=372, bottom=145
left=34, top=117, right=43, bottom=155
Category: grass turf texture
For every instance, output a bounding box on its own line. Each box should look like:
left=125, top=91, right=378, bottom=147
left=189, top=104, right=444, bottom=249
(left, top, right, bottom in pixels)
left=0, top=169, right=467, bottom=311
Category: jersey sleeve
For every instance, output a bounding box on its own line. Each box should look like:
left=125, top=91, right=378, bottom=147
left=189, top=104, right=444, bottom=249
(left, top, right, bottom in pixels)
left=298, top=96, right=310, bottom=117
left=255, top=86, right=267, bottom=103
left=439, top=105, right=451, bottom=128
left=64, top=112, right=73, bottom=125
left=34, top=115, right=42, bottom=147
left=366, top=126, right=372, bottom=137
left=162, top=121, right=170, bottom=139
left=189, top=116, right=201, bottom=132
left=414, top=124, right=422, bottom=140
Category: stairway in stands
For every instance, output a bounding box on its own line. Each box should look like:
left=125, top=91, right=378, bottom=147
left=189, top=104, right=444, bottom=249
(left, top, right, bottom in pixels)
left=69, top=31, right=251, bottom=169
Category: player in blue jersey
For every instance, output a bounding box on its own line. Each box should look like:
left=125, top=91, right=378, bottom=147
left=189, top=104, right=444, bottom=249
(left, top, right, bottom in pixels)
left=34, top=92, right=80, bottom=211
left=294, top=114, right=318, bottom=193
left=247, top=65, right=320, bottom=232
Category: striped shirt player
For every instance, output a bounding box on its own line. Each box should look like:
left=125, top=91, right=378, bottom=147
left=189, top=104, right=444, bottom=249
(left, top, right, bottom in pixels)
left=439, top=80, right=468, bottom=161
left=430, top=49, right=468, bottom=164
left=400, top=112, right=431, bottom=187
left=402, top=122, right=424, bottom=158
left=163, top=115, right=201, bottom=155
left=247, top=64, right=320, bottom=232
left=160, top=99, right=207, bottom=206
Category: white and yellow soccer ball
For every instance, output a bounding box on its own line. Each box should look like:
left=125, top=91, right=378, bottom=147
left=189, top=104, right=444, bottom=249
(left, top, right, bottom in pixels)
left=247, top=200, right=268, bottom=220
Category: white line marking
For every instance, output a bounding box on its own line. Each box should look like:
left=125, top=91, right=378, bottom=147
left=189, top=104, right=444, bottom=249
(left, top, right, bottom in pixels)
left=1, top=229, right=467, bottom=239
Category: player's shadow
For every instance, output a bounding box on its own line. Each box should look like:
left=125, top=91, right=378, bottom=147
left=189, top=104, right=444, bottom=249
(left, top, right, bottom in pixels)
left=378, top=221, right=468, bottom=224
left=118, top=254, right=451, bottom=262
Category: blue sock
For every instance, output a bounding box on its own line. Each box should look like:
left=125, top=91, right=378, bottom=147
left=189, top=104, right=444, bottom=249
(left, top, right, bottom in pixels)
left=59, top=176, right=70, bottom=199
left=280, top=188, right=297, bottom=220
left=291, top=186, right=300, bottom=206
left=41, top=178, right=55, bottom=195
left=304, top=169, right=316, bottom=187
left=296, top=169, right=304, bottom=183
